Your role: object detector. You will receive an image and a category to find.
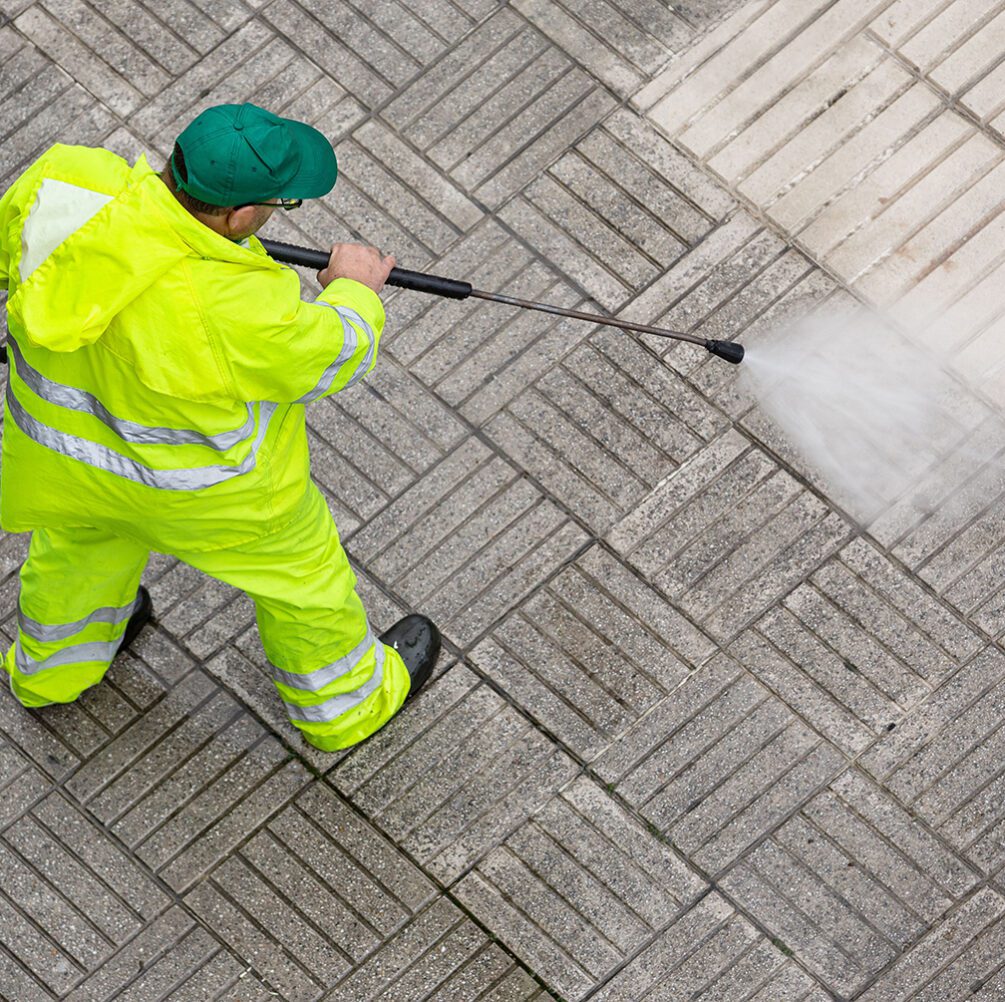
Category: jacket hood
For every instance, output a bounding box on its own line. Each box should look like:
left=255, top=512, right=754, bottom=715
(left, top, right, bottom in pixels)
left=6, top=152, right=280, bottom=352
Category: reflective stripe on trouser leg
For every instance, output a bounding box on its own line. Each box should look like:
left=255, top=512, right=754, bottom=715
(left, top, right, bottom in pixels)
left=174, top=485, right=410, bottom=751
left=3, top=526, right=150, bottom=706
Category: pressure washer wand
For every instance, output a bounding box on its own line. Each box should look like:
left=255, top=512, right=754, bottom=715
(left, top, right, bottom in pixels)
left=259, top=238, right=744, bottom=364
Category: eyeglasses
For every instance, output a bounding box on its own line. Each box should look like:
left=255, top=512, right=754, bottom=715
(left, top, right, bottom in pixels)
left=238, top=198, right=303, bottom=210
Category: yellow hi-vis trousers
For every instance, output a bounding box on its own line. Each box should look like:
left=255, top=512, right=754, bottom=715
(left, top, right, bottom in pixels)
left=2, top=486, right=411, bottom=751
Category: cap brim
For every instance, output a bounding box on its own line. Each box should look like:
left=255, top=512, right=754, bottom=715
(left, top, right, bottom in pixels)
left=280, top=120, right=338, bottom=199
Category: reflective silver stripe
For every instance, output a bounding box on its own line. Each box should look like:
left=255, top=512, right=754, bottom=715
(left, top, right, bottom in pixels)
left=9, top=336, right=256, bottom=451
left=284, top=642, right=385, bottom=723
left=19, top=594, right=138, bottom=643
left=343, top=320, right=377, bottom=390
left=296, top=304, right=371, bottom=403
left=271, top=626, right=376, bottom=692
left=15, top=636, right=123, bottom=675
left=6, top=381, right=278, bottom=491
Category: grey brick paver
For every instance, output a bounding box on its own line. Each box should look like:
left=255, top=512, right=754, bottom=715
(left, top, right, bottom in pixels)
left=730, top=541, right=982, bottom=754
left=857, top=887, right=1005, bottom=1002
left=469, top=546, right=713, bottom=761
left=721, top=765, right=983, bottom=996
left=585, top=892, right=821, bottom=1001
left=454, top=778, right=705, bottom=1002
left=609, top=431, right=853, bottom=642
left=859, top=647, right=1005, bottom=876
left=331, top=663, right=579, bottom=883
left=322, top=897, right=553, bottom=1001
left=596, top=652, right=845, bottom=874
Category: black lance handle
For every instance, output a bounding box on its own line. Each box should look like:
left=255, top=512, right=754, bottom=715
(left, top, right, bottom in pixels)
left=258, top=238, right=472, bottom=300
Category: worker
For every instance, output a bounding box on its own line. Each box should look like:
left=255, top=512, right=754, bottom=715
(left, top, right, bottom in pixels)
left=0, top=102, right=440, bottom=751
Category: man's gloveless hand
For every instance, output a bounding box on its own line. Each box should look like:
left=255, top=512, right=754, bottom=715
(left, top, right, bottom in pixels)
left=317, top=243, right=396, bottom=294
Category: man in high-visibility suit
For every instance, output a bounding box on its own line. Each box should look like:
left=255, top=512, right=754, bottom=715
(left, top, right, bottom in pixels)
left=0, top=102, right=440, bottom=751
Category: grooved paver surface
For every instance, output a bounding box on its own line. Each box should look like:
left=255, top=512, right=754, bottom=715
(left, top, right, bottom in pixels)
left=2, top=0, right=1005, bottom=999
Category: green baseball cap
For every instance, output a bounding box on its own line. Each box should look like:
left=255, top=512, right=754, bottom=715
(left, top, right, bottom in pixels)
left=171, top=103, right=338, bottom=207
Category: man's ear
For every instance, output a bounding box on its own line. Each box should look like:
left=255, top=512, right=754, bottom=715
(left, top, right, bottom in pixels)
left=224, top=204, right=258, bottom=234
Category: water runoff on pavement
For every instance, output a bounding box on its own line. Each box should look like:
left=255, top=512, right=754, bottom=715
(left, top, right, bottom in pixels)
left=735, top=305, right=1005, bottom=529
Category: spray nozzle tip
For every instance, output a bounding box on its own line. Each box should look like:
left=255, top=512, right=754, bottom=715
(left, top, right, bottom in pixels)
left=706, top=339, right=745, bottom=364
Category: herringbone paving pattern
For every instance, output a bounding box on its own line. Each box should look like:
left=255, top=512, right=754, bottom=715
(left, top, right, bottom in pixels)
left=2, top=0, right=1005, bottom=998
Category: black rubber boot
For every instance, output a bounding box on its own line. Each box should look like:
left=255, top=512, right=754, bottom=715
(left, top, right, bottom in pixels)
left=119, top=586, right=153, bottom=653
left=380, top=614, right=441, bottom=701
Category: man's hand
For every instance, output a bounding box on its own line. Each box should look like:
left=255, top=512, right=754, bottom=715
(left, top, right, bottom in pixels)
left=318, top=243, right=395, bottom=294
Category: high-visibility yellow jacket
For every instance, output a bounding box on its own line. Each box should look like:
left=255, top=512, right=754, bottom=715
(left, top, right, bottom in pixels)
left=0, top=143, right=383, bottom=552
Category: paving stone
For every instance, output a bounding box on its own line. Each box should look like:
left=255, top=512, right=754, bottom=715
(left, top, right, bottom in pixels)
left=306, top=352, right=468, bottom=533
left=634, top=0, right=1005, bottom=401
left=61, top=670, right=308, bottom=891
left=633, top=0, right=773, bottom=109
left=589, top=892, right=826, bottom=1001
left=323, top=896, right=551, bottom=1001
left=897, top=0, right=1002, bottom=77
left=0, top=28, right=114, bottom=186
left=483, top=328, right=730, bottom=533
left=682, top=21, right=888, bottom=164
left=178, top=588, right=255, bottom=662
left=0, top=736, right=51, bottom=831
left=330, top=663, right=580, bottom=883
left=8, top=0, right=1005, bottom=997
left=265, top=0, right=486, bottom=115
left=124, top=619, right=199, bottom=690
left=595, top=652, right=844, bottom=874
left=720, top=766, right=980, bottom=999
left=645, top=0, right=841, bottom=138
left=8, top=790, right=169, bottom=925
left=854, top=152, right=1005, bottom=306
left=857, top=887, right=1005, bottom=1002
left=62, top=905, right=275, bottom=1002
left=185, top=780, right=436, bottom=999
left=64, top=668, right=220, bottom=804
left=709, top=35, right=890, bottom=188
left=498, top=109, right=729, bottom=310
left=384, top=220, right=598, bottom=428
left=14, top=2, right=155, bottom=116
left=762, top=79, right=939, bottom=232
left=719, top=795, right=916, bottom=992
left=0, top=787, right=173, bottom=994
left=891, top=210, right=1005, bottom=349
left=890, top=451, right=1005, bottom=637
left=469, top=546, right=714, bottom=761
left=0, top=677, right=81, bottom=782
left=608, top=429, right=853, bottom=642
left=59, top=908, right=265, bottom=1000
left=869, top=0, right=952, bottom=49
left=157, top=574, right=247, bottom=655
left=454, top=777, right=705, bottom=1001
left=383, top=8, right=617, bottom=207
left=153, top=754, right=308, bottom=893
left=3, top=650, right=166, bottom=761
left=859, top=646, right=1005, bottom=875
left=512, top=0, right=692, bottom=97
left=130, top=18, right=338, bottom=147
left=349, top=438, right=590, bottom=647
left=612, top=213, right=819, bottom=408
left=729, top=539, right=982, bottom=755
left=350, top=117, right=484, bottom=233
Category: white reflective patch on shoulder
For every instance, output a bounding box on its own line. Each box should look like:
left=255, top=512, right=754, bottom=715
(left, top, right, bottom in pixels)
left=19, top=178, right=114, bottom=282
